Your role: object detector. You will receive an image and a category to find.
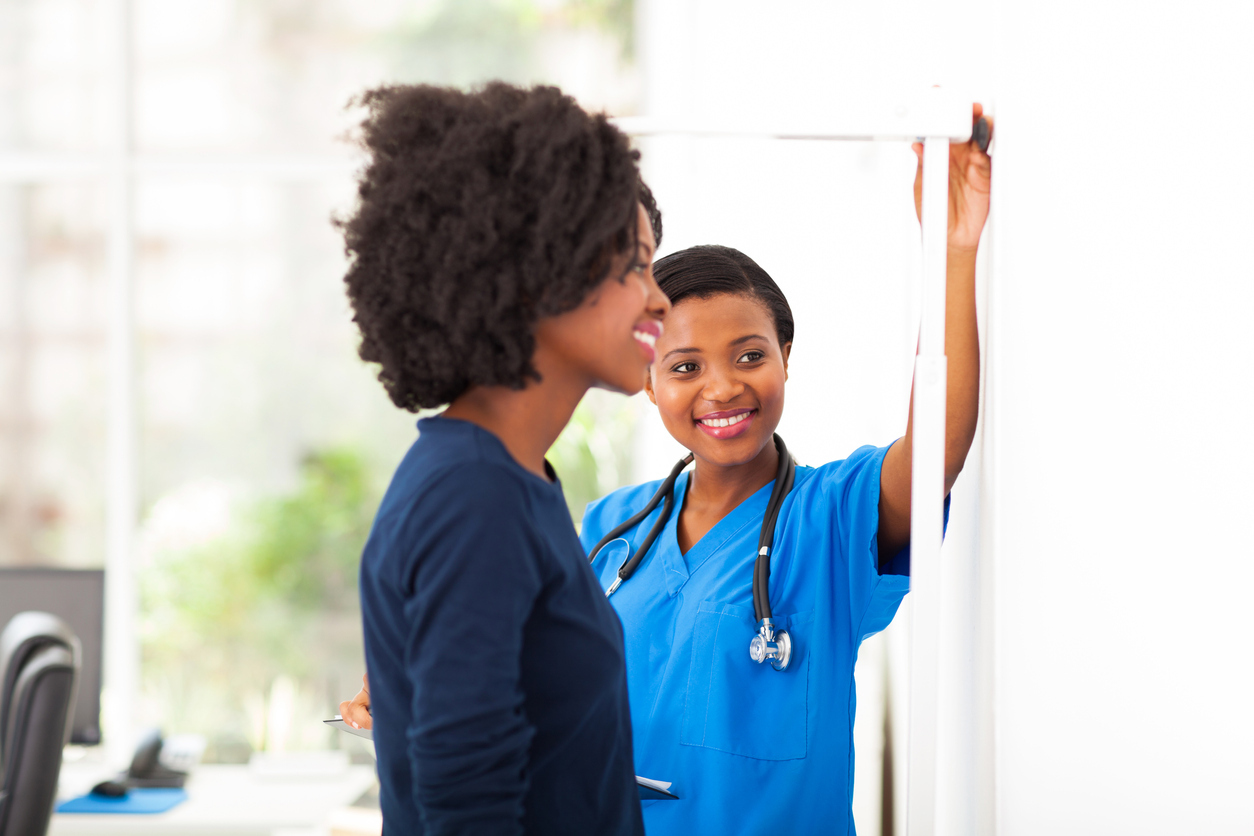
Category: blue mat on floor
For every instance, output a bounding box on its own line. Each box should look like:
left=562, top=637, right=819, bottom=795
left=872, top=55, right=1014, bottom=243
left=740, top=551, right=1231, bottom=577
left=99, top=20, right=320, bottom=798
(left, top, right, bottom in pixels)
left=57, top=788, right=188, bottom=814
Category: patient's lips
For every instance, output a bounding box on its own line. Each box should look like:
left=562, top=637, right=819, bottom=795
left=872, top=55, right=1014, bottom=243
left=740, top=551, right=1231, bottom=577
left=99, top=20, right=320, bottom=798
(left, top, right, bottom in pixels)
left=633, top=320, right=661, bottom=362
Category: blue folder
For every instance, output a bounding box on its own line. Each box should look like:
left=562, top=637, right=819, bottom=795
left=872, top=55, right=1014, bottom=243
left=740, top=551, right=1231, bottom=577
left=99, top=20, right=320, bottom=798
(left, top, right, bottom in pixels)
left=57, top=788, right=188, bottom=814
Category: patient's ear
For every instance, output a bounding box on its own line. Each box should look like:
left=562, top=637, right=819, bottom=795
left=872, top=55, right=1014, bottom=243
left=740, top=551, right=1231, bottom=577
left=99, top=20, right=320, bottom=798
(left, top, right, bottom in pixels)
left=782, top=342, right=791, bottom=382
left=644, top=369, right=657, bottom=405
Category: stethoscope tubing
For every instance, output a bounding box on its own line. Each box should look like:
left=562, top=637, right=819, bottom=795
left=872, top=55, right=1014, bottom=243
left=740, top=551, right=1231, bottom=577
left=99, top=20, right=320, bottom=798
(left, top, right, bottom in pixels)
left=587, top=452, right=693, bottom=587
left=754, top=438, right=796, bottom=622
left=587, top=435, right=796, bottom=625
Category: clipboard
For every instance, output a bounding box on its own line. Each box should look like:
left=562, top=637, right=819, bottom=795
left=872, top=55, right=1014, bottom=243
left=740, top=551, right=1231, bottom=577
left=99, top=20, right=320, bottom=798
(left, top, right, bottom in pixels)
left=636, top=775, right=678, bottom=800
left=324, top=716, right=676, bottom=799
left=324, top=715, right=374, bottom=740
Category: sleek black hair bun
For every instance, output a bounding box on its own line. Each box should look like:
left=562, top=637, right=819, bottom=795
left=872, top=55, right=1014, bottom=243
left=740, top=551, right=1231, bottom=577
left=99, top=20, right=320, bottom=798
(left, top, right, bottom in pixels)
left=652, top=245, right=793, bottom=346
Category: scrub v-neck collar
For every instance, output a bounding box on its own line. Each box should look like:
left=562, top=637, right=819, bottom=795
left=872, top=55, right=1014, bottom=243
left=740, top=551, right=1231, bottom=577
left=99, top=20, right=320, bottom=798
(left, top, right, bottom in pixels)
left=657, top=472, right=778, bottom=598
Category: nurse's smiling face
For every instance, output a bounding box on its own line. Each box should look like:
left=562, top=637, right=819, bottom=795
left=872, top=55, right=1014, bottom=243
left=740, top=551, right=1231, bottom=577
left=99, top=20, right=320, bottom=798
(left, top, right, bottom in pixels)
left=645, top=292, right=790, bottom=467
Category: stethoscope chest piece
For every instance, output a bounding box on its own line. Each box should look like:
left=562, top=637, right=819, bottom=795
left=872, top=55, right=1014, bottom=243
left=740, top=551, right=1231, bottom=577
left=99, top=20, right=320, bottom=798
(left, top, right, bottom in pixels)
left=749, top=618, right=792, bottom=671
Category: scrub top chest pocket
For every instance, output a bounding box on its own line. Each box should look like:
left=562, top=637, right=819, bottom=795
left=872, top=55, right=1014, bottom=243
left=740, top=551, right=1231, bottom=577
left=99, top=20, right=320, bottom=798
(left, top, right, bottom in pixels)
left=680, top=601, right=813, bottom=761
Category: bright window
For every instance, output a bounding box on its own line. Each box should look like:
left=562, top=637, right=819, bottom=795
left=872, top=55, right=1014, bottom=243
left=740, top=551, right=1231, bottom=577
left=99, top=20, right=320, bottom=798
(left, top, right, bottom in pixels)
left=0, top=0, right=640, bottom=759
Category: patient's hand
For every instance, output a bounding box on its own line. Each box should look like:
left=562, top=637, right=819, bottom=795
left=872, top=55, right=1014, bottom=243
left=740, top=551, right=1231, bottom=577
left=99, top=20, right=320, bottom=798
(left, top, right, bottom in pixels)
left=338, top=673, right=372, bottom=730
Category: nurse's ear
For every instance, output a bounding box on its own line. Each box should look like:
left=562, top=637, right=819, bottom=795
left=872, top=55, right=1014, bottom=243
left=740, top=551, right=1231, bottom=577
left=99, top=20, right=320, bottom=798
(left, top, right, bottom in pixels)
left=782, top=342, right=791, bottom=382
left=644, top=367, right=658, bottom=405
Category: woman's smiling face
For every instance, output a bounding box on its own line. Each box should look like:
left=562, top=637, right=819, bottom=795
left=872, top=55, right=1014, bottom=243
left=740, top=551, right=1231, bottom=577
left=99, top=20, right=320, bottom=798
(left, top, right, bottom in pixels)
left=535, top=204, right=669, bottom=397
left=645, top=292, right=790, bottom=466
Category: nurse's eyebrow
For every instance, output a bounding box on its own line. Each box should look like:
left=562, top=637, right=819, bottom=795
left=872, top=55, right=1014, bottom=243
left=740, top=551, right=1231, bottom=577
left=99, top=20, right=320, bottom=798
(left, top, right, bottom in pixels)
left=662, top=335, right=767, bottom=360
left=660, top=347, right=700, bottom=362
left=661, top=335, right=769, bottom=363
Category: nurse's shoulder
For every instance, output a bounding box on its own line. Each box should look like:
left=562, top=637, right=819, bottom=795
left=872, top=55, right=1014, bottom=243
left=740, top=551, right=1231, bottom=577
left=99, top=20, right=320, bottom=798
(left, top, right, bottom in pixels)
left=797, top=442, right=894, bottom=502
left=579, top=477, right=669, bottom=551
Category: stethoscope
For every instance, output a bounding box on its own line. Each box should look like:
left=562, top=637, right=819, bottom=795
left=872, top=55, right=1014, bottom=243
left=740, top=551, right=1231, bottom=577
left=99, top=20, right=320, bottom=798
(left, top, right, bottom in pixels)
left=587, top=434, right=797, bottom=671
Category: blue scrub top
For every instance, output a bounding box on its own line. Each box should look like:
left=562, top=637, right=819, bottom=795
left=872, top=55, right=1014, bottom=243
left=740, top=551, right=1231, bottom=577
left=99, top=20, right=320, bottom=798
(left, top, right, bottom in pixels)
left=581, top=443, right=908, bottom=836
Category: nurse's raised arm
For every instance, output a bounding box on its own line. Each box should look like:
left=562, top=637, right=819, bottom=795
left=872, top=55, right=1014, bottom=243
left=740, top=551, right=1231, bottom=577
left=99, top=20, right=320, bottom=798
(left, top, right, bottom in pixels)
left=877, top=104, right=993, bottom=558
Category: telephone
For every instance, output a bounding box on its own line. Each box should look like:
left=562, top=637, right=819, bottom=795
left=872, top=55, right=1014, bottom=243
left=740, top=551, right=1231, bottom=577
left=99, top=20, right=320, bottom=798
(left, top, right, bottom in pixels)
left=124, top=728, right=188, bottom=789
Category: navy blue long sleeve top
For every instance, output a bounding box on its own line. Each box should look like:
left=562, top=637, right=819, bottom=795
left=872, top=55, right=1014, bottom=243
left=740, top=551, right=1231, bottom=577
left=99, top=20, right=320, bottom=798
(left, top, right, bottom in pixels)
left=360, top=416, right=643, bottom=836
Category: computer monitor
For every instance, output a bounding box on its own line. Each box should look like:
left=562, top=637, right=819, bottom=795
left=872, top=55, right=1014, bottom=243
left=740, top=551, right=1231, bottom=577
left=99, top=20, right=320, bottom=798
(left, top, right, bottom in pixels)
left=0, top=567, right=104, bottom=745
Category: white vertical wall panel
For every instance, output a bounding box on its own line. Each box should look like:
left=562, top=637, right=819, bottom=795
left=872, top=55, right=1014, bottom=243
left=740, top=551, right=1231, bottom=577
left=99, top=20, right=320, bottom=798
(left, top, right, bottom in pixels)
left=990, top=1, right=1254, bottom=833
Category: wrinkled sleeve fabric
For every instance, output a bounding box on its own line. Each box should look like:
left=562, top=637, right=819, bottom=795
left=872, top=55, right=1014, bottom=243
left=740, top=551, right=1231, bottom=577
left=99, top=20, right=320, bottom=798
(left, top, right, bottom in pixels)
left=816, top=440, right=951, bottom=644
left=811, top=444, right=902, bottom=644
left=396, top=462, right=546, bottom=836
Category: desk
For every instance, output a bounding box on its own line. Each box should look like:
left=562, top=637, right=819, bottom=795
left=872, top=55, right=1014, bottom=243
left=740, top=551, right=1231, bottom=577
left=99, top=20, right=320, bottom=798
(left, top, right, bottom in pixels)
left=51, top=760, right=379, bottom=836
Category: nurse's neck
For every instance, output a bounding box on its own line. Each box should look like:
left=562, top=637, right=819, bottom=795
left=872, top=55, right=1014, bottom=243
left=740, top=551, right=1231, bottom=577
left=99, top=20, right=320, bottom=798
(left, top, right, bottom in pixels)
left=680, top=440, right=780, bottom=552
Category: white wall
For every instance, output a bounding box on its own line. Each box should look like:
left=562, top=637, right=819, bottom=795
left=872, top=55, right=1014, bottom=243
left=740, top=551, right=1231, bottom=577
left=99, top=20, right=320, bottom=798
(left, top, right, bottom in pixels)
left=636, top=0, right=1254, bottom=834
left=990, top=2, right=1254, bottom=833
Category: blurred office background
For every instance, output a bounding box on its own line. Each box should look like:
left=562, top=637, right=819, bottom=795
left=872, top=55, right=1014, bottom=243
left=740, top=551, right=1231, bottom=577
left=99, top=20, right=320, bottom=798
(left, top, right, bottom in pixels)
left=0, top=0, right=642, bottom=771
left=3, top=1, right=1252, bottom=835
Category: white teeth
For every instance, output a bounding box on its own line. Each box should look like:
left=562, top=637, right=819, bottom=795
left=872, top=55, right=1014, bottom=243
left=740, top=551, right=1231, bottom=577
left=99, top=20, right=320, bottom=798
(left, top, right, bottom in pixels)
left=632, top=330, right=656, bottom=348
left=699, top=411, right=751, bottom=428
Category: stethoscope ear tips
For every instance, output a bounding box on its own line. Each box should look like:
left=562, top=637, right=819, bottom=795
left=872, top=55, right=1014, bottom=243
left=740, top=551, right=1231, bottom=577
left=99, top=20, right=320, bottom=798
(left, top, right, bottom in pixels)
left=749, top=620, right=792, bottom=672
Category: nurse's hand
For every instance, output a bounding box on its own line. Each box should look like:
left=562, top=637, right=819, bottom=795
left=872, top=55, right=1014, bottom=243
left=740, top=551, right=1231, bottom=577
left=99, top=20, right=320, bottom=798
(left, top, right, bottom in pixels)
left=911, top=103, right=993, bottom=253
left=338, top=673, right=372, bottom=730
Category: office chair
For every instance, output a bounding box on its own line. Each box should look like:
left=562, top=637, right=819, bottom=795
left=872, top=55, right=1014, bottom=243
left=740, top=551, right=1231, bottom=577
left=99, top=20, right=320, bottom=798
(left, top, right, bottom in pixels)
left=0, top=612, right=81, bottom=836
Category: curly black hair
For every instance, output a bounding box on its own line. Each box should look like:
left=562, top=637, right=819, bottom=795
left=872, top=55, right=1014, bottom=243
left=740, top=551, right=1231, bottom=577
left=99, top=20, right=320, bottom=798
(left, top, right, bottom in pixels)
left=338, top=82, right=662, bottom=411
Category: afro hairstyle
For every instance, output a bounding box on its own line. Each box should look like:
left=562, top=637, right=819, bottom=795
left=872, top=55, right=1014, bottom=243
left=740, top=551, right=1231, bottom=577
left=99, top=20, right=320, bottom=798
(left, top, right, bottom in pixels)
left=338, top=82, right=662, bottom=411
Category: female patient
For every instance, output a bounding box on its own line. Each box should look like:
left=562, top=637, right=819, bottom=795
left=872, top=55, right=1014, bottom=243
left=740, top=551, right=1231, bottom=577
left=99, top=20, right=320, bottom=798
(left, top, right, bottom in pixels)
left=339, top=82, right=668, bottom=835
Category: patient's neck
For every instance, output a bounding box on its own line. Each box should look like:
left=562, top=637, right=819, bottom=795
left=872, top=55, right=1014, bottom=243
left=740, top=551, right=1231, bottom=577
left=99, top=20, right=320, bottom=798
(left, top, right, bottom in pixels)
left=442, top=351, right=587, bottom=482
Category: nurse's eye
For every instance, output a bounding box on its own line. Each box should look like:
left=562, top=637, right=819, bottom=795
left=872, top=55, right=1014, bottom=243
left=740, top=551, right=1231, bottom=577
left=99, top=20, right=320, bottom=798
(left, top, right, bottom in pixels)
left=737, top=350, right=765, bottom=364
left=672, top=361, right=699, bottom=374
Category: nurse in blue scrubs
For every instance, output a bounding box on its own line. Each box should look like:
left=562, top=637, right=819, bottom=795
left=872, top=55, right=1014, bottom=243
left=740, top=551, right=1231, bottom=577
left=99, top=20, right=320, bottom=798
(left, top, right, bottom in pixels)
left=579, top=112, right=991, bottom=834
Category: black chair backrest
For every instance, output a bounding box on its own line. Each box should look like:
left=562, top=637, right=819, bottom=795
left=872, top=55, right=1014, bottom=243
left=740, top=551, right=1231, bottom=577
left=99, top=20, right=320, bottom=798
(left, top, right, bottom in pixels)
left=0, top=612, right=79, bottom=756
left=0, top=612, right=80, bottom=836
